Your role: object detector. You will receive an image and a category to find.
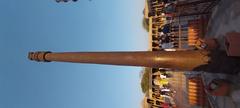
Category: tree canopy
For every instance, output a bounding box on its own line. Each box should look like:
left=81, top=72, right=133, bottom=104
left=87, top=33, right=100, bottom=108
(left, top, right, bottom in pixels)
left=142, top=18, right=149, bottom=32
left=140, top=68, right=151, bottom=93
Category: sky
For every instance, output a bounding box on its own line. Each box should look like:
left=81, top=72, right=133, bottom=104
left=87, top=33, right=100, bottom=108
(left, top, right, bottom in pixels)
left=0, top=0, right=148, bottom=108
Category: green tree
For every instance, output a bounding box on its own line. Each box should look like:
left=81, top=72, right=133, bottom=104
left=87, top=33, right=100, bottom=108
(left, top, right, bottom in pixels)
left=142, top=18, right=149, bottom=32
left=140, top=67, right=151, bottom=93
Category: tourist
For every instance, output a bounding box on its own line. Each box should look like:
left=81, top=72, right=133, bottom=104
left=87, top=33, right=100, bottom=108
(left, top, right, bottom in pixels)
left=160, top=24, right=171, bottom=34
left=153, top=75, right=169, bottom=87
left=164, top=2, right=176, bottom=13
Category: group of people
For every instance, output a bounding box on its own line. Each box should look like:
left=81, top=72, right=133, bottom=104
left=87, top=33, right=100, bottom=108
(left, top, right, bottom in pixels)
left=152, top=68, right=175, bottom=96
left=158, top=23, right=189, bottom=49
left=152, top=22, right=189, bottom=50
left=148, top=0, right=177, bottom=16
left=150, top=0, right=190, bottom=50
left=151, top=68, right=177, bottom=107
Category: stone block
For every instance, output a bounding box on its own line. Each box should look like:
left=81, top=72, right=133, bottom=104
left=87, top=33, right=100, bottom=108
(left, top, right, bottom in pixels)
left=225, top=32, right=240, bottom=57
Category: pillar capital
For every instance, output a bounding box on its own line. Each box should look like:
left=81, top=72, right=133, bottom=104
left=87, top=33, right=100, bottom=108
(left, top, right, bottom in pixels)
left=28, top=51, right=51, bottom=62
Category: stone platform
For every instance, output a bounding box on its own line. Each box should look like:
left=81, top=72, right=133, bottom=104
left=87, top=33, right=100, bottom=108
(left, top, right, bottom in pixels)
left=204, top=0, right=240, bottom=107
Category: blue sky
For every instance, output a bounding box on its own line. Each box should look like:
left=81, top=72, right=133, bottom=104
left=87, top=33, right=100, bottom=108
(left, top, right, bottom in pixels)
left=0, top=0, right=148, bottom=108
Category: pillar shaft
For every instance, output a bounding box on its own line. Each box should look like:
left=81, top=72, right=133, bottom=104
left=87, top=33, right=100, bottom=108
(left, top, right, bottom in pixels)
left=28, top=51, right=210, bottom=71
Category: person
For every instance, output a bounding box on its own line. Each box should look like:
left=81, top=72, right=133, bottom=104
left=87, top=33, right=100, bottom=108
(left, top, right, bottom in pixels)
left=153, top=76, right=169, bottom=87
left=164, top=3, right=176, bottom=13
left=153, top=71, right=168, bottom=79
left=160, top=24, right=171, bottom=34
left=161, top=42, right=174, bottom=49
left=160, top=34, right=171, bottom=43
left=161, top=95, right=176, bottom=108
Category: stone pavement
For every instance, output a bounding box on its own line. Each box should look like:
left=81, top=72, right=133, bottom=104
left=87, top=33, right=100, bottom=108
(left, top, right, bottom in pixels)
left=204, top=0, right=240, bottom=107
left=202, top=72, right=240, bottom=108
left=207, top=0, right=240, bottom=50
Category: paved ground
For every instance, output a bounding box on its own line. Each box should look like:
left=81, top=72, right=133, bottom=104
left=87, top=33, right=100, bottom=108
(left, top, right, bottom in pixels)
left=205, top=0, right=240, bottom=107
left=202, top=72, right=240, bottom=108
left=207, top=0, right=240, bottom=50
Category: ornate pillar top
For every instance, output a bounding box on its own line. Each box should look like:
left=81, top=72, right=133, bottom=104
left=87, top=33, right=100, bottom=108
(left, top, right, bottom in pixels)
left=28, top=51, right=51, bottom=62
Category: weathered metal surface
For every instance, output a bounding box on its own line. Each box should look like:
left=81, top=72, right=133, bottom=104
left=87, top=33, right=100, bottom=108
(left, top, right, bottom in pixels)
left=28, top=50, right=210, bottom=71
